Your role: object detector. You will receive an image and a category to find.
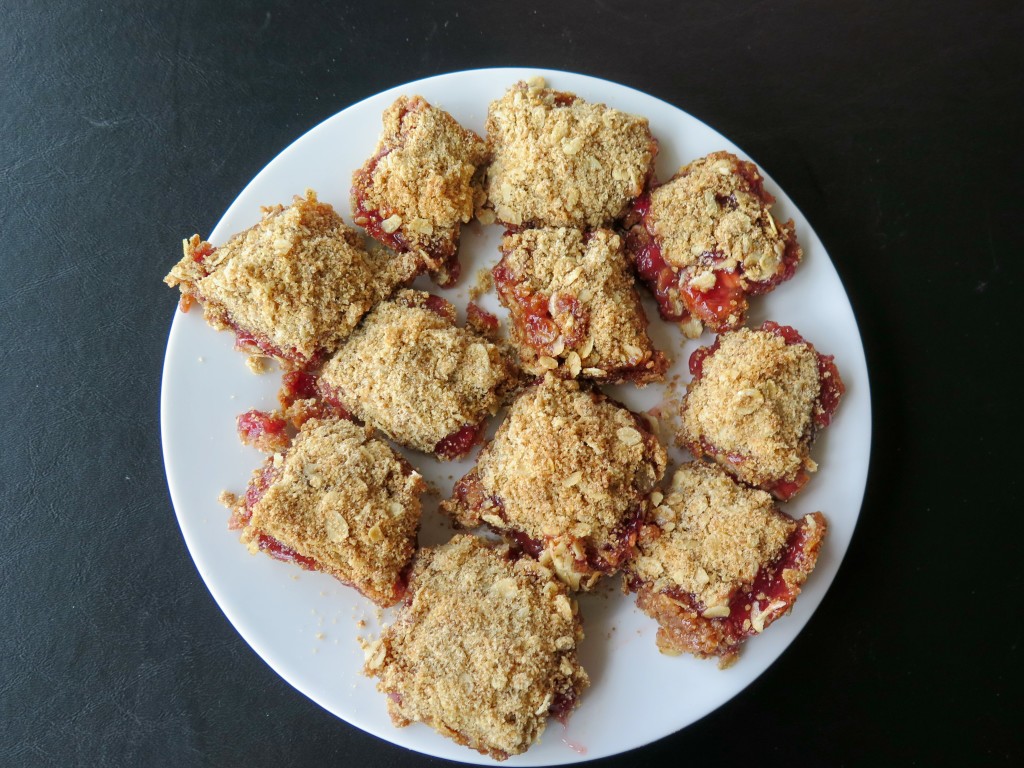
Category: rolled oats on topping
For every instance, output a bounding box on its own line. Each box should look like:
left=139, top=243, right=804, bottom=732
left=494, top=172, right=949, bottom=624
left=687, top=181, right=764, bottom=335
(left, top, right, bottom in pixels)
left=483, top=82, right=656, bottom=228
left=365, top=536, right=588, bottom=760
left=442, top=376, right=667, bottom=591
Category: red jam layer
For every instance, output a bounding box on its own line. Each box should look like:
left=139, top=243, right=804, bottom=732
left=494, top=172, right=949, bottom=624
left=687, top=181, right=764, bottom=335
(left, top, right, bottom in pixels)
left=760, top=321, right=845, bottom=428
left=278, top=371, right=345, bottom=427
left=491, top=504, right=643, bottom=576
left=280, top=371, right=320, bottom=404
left=255, top=533, right=319, bottom=571
left=719, top=512, right=824, bottom=639
left=314, top=380, right=354, bottom=421
left=493, top=260, right=588, bottom=355
left=682, top=266, right=747, bottom=330
left=626, top=197, right=690, bottom=323
left=233, top=325, right=318, bottom=369
left=626, top=193, right=799, bottom=331
left=352, top=140, right=460, bottom=287
left=236, top=409, right=290, bottom=452
left=688, top=337, right=721, bottom=379
left=466, top=302, right=499, bottom=335
left=232, top=462, right=320, bottom=571
left=190, top=240, right=214, bottom=269
left=422, top=293, right=457, bottom=323
left=635, top=511, right=825, bottom=659
left=549, top=689, right=578, bottom=725
left=434, top=423, right=484, bottom=460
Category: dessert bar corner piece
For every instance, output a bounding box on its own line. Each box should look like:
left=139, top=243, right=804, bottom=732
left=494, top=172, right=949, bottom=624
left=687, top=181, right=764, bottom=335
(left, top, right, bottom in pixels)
left=681, top=322, right=844, bottom=500
left=363, top=535, right=588, bottom=760
left=623, top=151, right=802, bottom=337
left=494, top=226, right=668, bottom=385
left=626, top=461, right=826, bottom=667
left=317, top=289, right=515, bottom=459
left=165, top=190, right=401, bottom=370
left=352, top=95, right=488, bottom=287
left=483, top=78, right=657, bottom=229
left=225, top=416, right=424, bottom=606
left=442, top=375, right=667, bottom=591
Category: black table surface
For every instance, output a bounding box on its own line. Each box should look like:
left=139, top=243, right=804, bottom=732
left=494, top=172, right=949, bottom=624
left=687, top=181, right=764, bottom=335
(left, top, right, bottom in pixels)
left=2, top=1, right=1021, bottom=765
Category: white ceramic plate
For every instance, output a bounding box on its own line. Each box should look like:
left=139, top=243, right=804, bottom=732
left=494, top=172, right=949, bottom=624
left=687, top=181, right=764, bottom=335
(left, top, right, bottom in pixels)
left=161, top=68, right=870, bottom=765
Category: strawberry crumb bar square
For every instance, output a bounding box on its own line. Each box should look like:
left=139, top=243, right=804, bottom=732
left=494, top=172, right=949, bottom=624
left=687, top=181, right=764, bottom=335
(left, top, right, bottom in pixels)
left=222, top=416, right=424, bottom=607
left=317, top=290, right=515, bottom=460
left=682, top=322, right=844, bottom=500
left=363, top=535, right=588, bottom=761
left=624, top=151, right=802, bottom=337
left=626, top=462, right=826, bottom=667
left=164, top=190, right=417, bottom=370
left=493, top=227, right=667, bottom=384
left=352, top=95, right=488, bottom=287
left=481, top=78, right=657, bottom=229
left=442, top=375, right=667, bottom=591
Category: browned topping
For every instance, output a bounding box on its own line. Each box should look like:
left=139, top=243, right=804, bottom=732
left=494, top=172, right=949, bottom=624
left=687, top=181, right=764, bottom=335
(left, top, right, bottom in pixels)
left=631, top=496, right=827, bottom=667
left=648, top=152, right=799, bottom=281
left=352, top=96, right=487, bottom=283
left=682, top=327, right=820, bottom=488
left=629, top=462, right=793, bottom=610
left=318, top=290, right=514, bottom=456
left=239, top=417, right=424, bottom=606
left=442, top=375, right=667, bottom=590
left=364, top=535, right=588, bottom=760
left=165, top=191, right=415, bottom=365
left=483, top=79, right=656, bottom=228
left=495, top=227, right=667, bottom=384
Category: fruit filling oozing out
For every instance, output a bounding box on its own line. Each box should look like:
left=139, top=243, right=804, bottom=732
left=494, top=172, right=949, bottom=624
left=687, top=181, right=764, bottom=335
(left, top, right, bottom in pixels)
left=442, top=375, right=667, bottom=591
left=165, top=191, right=409, bottom=370
left=626, top=462, right=827, bottom=667
left=225, top=417, right=424, bottom=607
left=681, top=322, right=844, bottom=500
left=623, top=152, right=802, bottom=337
left=352, top=95, right=487, bottom=287
left=493, top=227, right=667, bottom=385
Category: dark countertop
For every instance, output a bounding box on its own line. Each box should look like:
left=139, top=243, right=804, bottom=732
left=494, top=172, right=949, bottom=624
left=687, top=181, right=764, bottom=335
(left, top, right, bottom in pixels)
left=2, top=1, right=1020, bottom=765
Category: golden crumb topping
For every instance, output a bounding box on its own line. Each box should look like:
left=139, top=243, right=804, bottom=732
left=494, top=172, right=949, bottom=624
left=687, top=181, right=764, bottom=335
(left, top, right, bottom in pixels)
left=319, top=290, right=513, bottom=455
left=353, top=96, right=487, bottom=271
left=682, top=327, right=820, bottom=487
left=443, top=376, right=666, bottom=590
left=630, top=462, right=794, bottom=610
left=165, top=191, right=414, bottom=363
left=243, top=418, right=424, bottom=606
left=496, top=227, right=667, bottom=384
left=649, top=152, right=797, bottom=283
left=483, top=79, right=655, bottom=228
left=364, top=535, right=588, bottom=760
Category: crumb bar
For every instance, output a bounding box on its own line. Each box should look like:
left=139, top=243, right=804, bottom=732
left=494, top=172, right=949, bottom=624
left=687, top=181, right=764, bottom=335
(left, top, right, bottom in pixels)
left=225, top=417, right=424, bottom=606
left=364, top=535, right=588, bottom=760
left=352, top=95, right=488, bottom=286
left=624, top=152, right=801, bottom=337
left=317, top=290, right=514, bottom=459
left=443, top=375, right=667, bottom=590
left=681, top=322, right=844, bottom=499
left=493, top=227, right=667, bottom=384
left=165, top=190, right=417, bottom=369
left=626, top=462, right=826, bottom=667
left=482, top=78, right=656, bottom=229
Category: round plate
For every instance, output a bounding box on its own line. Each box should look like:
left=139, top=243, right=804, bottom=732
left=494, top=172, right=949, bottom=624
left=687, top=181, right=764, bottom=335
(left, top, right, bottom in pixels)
left=161, top=68, right=870, bottom=765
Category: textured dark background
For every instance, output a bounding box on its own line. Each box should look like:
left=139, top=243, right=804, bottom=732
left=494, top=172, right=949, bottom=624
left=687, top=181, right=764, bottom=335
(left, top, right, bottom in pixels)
left=2, top=0, right=1021, bottom=765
